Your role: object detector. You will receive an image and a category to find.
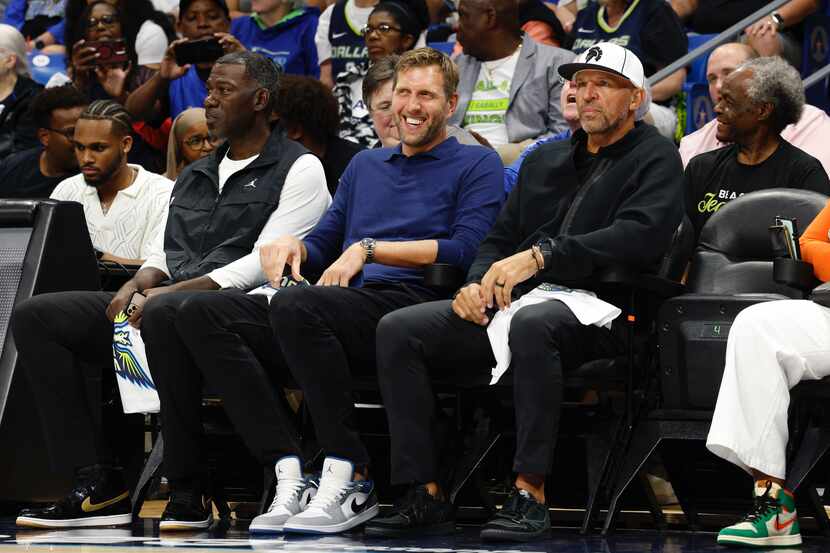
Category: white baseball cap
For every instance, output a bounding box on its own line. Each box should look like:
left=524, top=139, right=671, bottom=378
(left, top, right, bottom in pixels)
left=558, top=42, right=646, bottom=89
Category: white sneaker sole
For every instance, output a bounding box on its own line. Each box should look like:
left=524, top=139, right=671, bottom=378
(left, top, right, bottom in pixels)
left=16, top=514, right=132, bottom=528
left=249, top=521, right=287, bottom=534
left=283, top=505, right=379, bottom=534
left=159, top=516, right=212, bottom=531
left=717, top=533, right=802, bottom=547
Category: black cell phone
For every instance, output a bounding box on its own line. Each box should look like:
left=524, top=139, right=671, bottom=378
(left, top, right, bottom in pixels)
left=174, top=38, right=224, bottom=65
left=86, top=39, right=129, bottom=65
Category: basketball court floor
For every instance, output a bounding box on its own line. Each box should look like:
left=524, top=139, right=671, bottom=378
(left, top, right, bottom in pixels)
left=0, top=519, right=825, bottom=553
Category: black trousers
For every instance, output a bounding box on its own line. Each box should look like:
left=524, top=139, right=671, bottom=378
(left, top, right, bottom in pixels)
left=268, top=283, right=437, bottom=467
left=376, top=299, right=624, bottom=483
left=12, top=291, right=118, bottom=471
left=144, top=290, right=302, bottom=482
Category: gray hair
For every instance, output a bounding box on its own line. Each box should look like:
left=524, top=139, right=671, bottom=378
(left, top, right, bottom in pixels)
left=0, top=24, right=29, bottom=77
left=738, top=56, right=804, bottom=134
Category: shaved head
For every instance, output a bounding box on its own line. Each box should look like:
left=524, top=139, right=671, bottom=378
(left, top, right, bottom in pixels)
left=457, top=0, right=520, bottom=59
left=707, top=42, right=757, bottom=105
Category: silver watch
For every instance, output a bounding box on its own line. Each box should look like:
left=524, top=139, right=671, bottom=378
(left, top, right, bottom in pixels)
left=360, top=237, right=376, bottom=263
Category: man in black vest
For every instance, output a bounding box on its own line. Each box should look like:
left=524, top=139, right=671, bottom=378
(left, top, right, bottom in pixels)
left=11, top=51, right=330, bottom=530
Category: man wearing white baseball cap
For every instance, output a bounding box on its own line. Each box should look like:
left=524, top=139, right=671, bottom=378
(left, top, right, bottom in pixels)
left=367, top=41, right=684, bottom=542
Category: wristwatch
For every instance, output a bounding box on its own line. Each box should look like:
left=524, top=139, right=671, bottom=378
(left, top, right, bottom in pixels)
left=360, top=237, right=376, bottom=263
left=770, top=11, right=785, bottom=31
left=534, top=237, right=556, bottom=269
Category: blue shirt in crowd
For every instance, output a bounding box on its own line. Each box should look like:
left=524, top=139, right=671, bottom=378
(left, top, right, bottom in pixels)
left=231, top=8, right=319, bottom=78
left=503, top=129, right=571, bottom=196
left=169, top=65, right=208, bottom=119
left=303, top=137, right=505, bottom=287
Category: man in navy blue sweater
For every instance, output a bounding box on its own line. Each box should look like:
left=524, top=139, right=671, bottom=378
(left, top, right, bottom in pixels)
left=159, top=47, right=503, bottom=535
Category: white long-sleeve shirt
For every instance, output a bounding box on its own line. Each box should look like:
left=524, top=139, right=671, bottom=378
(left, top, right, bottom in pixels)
left=140, top=153, right=331, bottom=289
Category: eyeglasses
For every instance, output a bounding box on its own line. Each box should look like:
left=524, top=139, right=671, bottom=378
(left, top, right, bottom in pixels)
left=45, top=126, right=75, bottom=140
left=361, top=24, right=402, bottom=36
left=87, top=14, right=118, bottom=28
left=183, top=134, right=218, bottom=148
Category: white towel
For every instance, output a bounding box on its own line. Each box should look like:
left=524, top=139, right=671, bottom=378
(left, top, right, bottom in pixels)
left=486, top=283, right=622, bottom=385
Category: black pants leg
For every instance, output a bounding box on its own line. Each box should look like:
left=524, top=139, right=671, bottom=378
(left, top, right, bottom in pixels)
left=173, top=290, right=302, bottom=471
left=508, top=300, right=623, bottom=475
left=11, top=290, right=116, bottom=471
left=142, top=290, right=213, bottom=483
left=376, top=300, right=495, bottom=485
left=269, top=284, right=432, bottom=467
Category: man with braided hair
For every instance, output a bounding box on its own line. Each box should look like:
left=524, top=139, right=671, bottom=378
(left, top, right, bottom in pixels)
left=49, top=99, right=172, bottom=266
left=12, top=51, right=330, bottom=529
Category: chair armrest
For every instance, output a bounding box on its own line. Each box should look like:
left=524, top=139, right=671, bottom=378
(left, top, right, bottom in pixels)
left=592, top=266, right=686, bottom=299
left=423, top=263, right=465, bottom=291
left=773, top=258, right=818, bottom=293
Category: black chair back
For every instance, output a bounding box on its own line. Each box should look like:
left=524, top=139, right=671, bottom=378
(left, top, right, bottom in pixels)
left=687, top=188, right=828, bottom=297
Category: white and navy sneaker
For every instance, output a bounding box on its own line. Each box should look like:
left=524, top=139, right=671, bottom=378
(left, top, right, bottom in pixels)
left=249, top=456, right=318, bottom=534
left=282, top=457, right=378, bottom=534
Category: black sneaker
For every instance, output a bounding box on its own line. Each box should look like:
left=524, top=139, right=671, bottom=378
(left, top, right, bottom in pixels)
left=159, top=489, right=212, bottom=531
left=16, top=465, right=131, bottom=528
left=364, top=485, right=455, bottom=537
left=480, top=487, right=550, bottom=542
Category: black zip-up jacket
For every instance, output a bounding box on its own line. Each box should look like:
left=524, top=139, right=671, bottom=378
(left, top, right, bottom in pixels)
left=164, top=126, right=307, bottom=283
left=0, top=76, right=41, bottom=159
left=467, top=123, right=684, bottom=298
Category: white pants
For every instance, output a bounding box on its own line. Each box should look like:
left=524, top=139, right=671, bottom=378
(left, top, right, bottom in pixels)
left=706, top=300, right=830, bottom=479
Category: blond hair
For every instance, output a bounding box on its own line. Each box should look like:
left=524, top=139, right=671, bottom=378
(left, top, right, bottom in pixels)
left=394, top=47, right=459, bottom=100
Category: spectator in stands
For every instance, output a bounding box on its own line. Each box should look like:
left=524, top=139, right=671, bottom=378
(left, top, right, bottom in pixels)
left=66, top=1, right=171, bottom=173
left=335, top=0, right=428, bottom=147
left=363, top=54, right=399, bottom=146
left=41, top=0, right=176, bottom=67
left=518, top=0, right=566, bottom=47
left=672, top=0, right=819, bottom=69
left=569, top=0, right=688, bottom=140
left=49, top=100, right=171, bottom=266
left=12, top=52, right=329, bottom=530
left=0, top=84, right=86, bottom=198
left=2, top=0, right=63, bottom=40
left=684, top=57, right=830, bottom=239
left=0, top=24, right=41, bottom=158
left=164, top=107, right=217, bottom=180
left=363, top=53, right=490, bottom=149
left=160, top=47, right=503, bottom=535
left=679, top=43, right=830, bottom=177
left=704, top=200, right=830, bottom=548
left=367, top=43, right=683, bottom=541
left=449, top=0, right=574, bottom=162
left=231, top=0, right=320, bottom=77
left=126, top=0, right=245, bottom=122
left=315, top=0, right=378, bottom=88
left=502, top=79, right=579, bottom=195
left=275, top=74, right=363, bottom=194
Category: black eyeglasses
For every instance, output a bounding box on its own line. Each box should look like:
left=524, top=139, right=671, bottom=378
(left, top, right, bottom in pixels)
left=87, top=14, right=118, bottom=28
left=183, top=134, right=218, bottom=148
left=45, top=126, right=75, bottom=139
left=361, top=24, right=402, bottom=36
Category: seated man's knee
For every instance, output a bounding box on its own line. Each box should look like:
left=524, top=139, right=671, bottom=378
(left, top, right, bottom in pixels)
left=508, top=302, right=572, bottom=352
left=142, top=292, right=189, bottom=333
left=269, top=286, right=323, bottom=331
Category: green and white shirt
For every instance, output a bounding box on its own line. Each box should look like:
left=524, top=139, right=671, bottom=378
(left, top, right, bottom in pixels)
left=462, top=48, right=521, bottom=147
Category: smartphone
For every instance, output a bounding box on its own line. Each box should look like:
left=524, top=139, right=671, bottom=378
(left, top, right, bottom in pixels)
left=174, top=38, right=224, bottom=65
left=125, top=291, right=146, bottom=318
left=776, top=216, right=801, bottom=260
left=86, top=39, right=129, bottom=65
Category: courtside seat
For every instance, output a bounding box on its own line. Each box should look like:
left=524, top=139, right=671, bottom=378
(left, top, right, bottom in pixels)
left=600, top=188, right=829, bottom=535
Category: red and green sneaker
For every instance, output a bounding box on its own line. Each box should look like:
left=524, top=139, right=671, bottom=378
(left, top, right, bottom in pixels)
left=717, top=481, right=801, bottom=547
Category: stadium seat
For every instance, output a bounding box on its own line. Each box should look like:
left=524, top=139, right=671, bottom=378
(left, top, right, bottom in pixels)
left=26, top=52, right=67, bottom=87
left=600, top=189, right=829, bottom=534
